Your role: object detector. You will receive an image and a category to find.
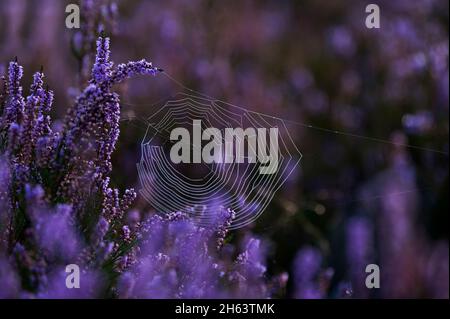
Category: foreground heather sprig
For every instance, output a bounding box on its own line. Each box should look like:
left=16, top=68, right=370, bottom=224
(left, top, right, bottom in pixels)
left=1, top=59, right=25, bottom=130
left=0, top=35, right=162, bottom=297
left=59, top=35, right=159, bottom=212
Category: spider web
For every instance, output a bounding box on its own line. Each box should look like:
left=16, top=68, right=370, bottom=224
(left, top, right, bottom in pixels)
left=136, top=92, right=302, bottom=229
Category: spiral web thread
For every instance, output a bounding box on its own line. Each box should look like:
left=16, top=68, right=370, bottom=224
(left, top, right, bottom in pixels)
left=136, top=92, right=302, bottom=229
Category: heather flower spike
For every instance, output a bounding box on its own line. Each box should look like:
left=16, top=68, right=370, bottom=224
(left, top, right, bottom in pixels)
left=2, top=59, right=25, bottom=128
left=0, top=33, right=166, bottom=298
left=91, top=35, right=113, bottom=84
left=59, top=35, right=160, bottom=210
left=19, top=70, right=45, bottom=166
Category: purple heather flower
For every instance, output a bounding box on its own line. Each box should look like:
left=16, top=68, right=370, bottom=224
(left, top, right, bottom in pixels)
left=425, top=241, right=449, bottom=299
left=2, top=60, right=25, bottom=129
left=33, top=204, right=81, bottom=262
left=122, top=225, right=131, bottom=242
left=91, top=36, right=113, bottom=84
left=235, top=238, right=267, bottom=279
left=0, top=159, right=12, bottom=235
left=33, top=87, right=54, bottom=140
left=24, top=183, right=45, bottom=207
left=6, top=122, right=21, bottom=156
left=93, top=217, right=109, bottom=245
left=0, top=256, right=20, bottom=298
left=346, top=216, right=374, bottom=298
left=335, top=281, right=353, bottom=299
left=35, top=134, right=57, bottom=169
left=292, top=246, right=324, bottom=299
left=327, top=26, right=355, bottom=57
left=229, top=237, right=269, bottom=298
left=101, top=177, right=137, bottom=226
left=107, top=59, right=159, bottom=87
left=19, top=71, right=45, bottom=166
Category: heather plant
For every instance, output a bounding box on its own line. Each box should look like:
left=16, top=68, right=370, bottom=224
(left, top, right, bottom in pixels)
left=0, top=33, right=287, bottom=299
left=0, top=34, right=159, bottom=297
left=117, top=211, right=272, bottom=298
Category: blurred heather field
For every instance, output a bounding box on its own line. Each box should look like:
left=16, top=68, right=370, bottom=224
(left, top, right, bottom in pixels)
left=0, top=0, right=448, bottom=299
